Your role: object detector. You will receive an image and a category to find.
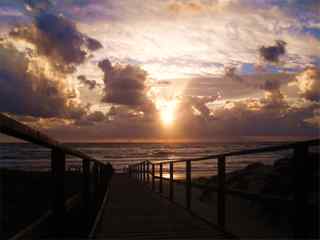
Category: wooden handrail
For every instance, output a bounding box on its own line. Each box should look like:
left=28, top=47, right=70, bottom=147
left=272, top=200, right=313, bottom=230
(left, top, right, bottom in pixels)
left=129, top=139, right=319, bottom=238
left=0, top=113, right=98, bottom=162
left=145, top=139, right=319, bottom=165
left=0, top=113, right=113, bottom=238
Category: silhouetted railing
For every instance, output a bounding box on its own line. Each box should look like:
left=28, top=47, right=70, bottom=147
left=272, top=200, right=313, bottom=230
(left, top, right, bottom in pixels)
left=0, top=114, right=113, bottom=239
left=128, top=139, right=319, bottom=238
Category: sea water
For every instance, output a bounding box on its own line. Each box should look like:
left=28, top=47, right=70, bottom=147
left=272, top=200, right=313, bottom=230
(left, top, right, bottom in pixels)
left=0, top=142, right=297, bottom=179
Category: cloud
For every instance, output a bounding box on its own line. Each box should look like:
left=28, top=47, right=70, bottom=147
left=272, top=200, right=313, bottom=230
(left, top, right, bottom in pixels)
left=181, top=95, right=218, bottom=119
left=78, top=75, right=98, bottom=90
left=224, top=65, right=293, bottom=92
left=74, top=110, right=107, bottom=126
left=0, top=42, right=86, bottom=118
left=207, top=96, right=318, bottom=139
left=167, top=1, right=205, bottom=14
left=98, top=58, right=156, bottom=113
left=295, top=67, right=320, bottom=102
left=259, top=40, right=287, bottom=63
left=24, top=0, right=52, bottom=13
left=10, top=13, right=102, bottom=73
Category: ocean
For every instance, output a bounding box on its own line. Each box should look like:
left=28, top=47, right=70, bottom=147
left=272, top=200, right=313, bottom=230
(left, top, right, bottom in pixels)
left=0, top=142, right=298, bottom=179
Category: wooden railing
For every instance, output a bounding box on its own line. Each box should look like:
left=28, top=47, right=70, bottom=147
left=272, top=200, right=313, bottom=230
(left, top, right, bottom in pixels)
left=128, top=139, right=319, bottom=238
left=0, top=113, right=113, bottom=238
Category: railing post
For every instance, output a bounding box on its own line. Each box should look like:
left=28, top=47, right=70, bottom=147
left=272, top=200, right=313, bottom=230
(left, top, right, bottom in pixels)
left=143, top=161, right=146, bottom=183
left=292, top=145, right=309, bottom=238
left=136, top=164, right=139, bottom=180
left=136, top=165, right=138, bottom=180
left=51, top=148, right=66, bottom=235
left=147, top=162, right=150, bottom=184
left=93, top=162, right=99, bottom=205
left=186, top=160, right=191, bottom=209
left=159, top=163, right=163, bottom=194
left=83, top=159, right=90, bottom=223
left=152, top=164, right=155, bottom=191
left=169, top=162, right=174, bottom=201
left=218, top=156, right=226, bottom=229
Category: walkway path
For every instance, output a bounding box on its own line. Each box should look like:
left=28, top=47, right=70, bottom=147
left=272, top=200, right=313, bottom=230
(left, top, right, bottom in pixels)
left=94, top=174, right=228, bottom=239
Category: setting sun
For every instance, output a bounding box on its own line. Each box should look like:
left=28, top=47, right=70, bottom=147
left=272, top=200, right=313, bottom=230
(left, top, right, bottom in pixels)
left=161, top=107, right=175, bottom=126
left=157, top=100, right=178, bottom=126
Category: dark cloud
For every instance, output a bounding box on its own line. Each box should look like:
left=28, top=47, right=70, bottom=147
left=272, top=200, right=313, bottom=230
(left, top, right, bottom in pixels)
left=74, top=110, right=107, bottom=126
left=261, top=79, right=281, bottom=92
left=224, top=65, right=293, bottom=92
left=78, top=75, right=98, bottom=90
left=296, top=67, right=320, bottom=102
left=10, top=13, right=102, bottom=73
left=207, top=97, right=318, bottom=139
left=98, top=59, right=155, bottom=113
left=24, top=0, right=52, bottom=13
left=86, top=37, right=103, bottom=51
left=225, top=66, right=244, bottom=83
left=182, top=96, right=218, bottom=119
left=0, top=42, right=85, bottom=118
left=259, top=40, right=286, bottom=63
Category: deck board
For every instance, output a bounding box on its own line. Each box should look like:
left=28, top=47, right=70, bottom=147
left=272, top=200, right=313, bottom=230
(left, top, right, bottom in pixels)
left=94, top=174, right=228, bottom=239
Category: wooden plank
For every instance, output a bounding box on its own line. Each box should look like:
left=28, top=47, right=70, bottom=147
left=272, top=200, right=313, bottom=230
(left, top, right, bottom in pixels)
left=94, top=174, right=229, bottom=239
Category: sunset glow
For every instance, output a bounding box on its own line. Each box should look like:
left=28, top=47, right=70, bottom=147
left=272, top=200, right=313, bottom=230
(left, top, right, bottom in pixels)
left=156, top=99, right=178, bottom=126
left=0, top=0, right=319, bottom=142
left=160, top=104, right=175, bottom=126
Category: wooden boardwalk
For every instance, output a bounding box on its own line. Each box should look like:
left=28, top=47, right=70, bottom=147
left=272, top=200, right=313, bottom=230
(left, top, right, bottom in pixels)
left=94, top=174, right=228, bottom=239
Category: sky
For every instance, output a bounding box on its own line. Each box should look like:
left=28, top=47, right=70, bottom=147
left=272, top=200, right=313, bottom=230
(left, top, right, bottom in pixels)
left=0, top=0, right=319, bottom=142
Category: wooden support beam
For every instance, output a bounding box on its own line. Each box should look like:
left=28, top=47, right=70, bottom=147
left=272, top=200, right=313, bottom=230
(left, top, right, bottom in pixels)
left=147, top=162, right=150, bottom=183
left=169, top=162, right=174, bottom=202
left=218, top=156, right=226, bottom=229
left=143, top=162, right=146, bottom=183
left=292, top=144, right=309, bottom=238
left=159, top=163, right=163, bottom=194
left=152, top=164, right=155, bottom=191
left=82, top=159, right=90, bottom=223
left=51, top=148, right=66, bottom=235
left=186, top=160, right=191, bottom=210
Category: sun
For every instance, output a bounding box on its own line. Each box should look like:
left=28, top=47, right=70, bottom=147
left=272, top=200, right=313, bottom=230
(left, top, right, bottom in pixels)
left=157, top=100, right=178, bottom=126
left=161, top=106, right=175, bottom=126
